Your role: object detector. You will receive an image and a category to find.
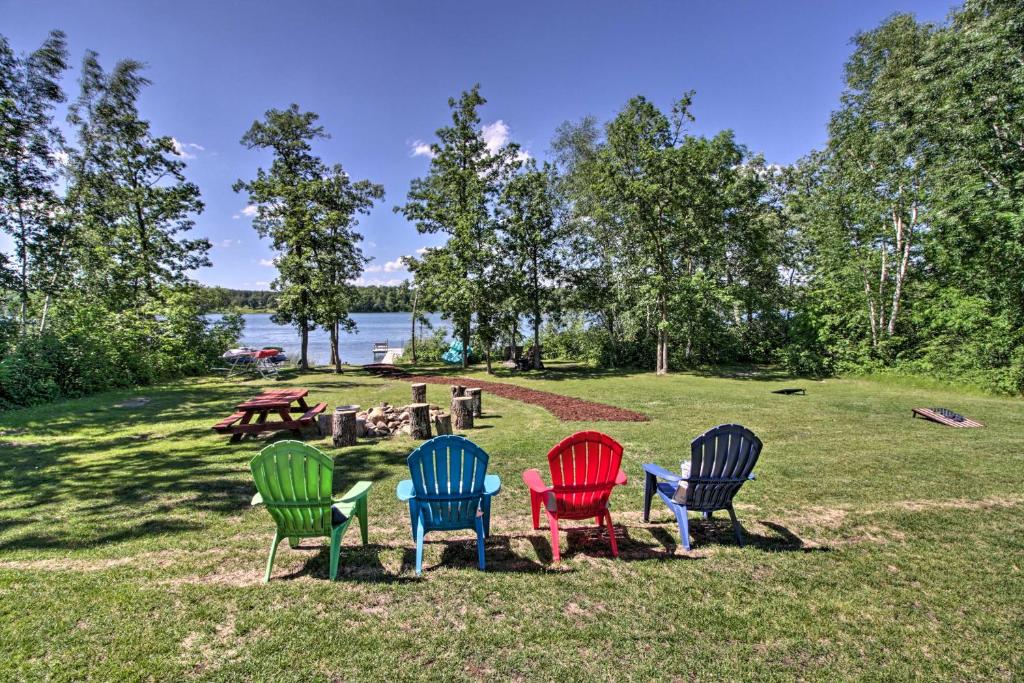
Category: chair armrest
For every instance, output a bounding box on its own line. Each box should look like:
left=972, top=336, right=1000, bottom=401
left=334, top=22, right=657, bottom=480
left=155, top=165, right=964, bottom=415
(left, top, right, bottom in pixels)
left=251, top=491, right=263, bottom=506
left=642, top=463, right=680, bottom=484
left=522, top=468, right=551, bottom=493
left=334, top=480, right=372, bottom=504
left=483, top=474, right=501, bottom=496
left=396, top=479, right=416, bottom=501
left=615, top=468, right=628, bottom=486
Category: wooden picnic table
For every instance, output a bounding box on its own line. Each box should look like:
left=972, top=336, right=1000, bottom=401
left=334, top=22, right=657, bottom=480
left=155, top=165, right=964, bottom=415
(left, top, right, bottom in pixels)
left=212, top=388, right=327, bottom=442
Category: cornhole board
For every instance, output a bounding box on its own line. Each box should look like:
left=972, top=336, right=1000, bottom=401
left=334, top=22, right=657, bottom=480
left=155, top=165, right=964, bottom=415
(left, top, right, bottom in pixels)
left=772, top=388, right=806, bottom=395
left=911, top=407, right=984, bottom=428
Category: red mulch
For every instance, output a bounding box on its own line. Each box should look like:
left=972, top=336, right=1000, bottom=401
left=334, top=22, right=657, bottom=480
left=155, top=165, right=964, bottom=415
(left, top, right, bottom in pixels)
left=361, top=364, right=649, bottom=422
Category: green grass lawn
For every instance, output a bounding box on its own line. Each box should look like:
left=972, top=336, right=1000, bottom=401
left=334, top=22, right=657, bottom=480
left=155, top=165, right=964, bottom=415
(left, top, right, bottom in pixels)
left=1, top=364, right=1022, bottom=681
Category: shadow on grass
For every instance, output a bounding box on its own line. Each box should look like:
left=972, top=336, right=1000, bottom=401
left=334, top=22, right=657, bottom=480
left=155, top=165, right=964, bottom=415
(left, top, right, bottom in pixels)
left=0, top=378, right=415, bottom=552
left=279, top=543, right=423, bottom=584
left=641, top=514, right=831, bottom=554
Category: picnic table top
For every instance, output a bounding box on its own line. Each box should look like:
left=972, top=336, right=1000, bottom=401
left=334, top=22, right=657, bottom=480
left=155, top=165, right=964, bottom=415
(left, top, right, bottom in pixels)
left=236, top=388, right=309, bottom=411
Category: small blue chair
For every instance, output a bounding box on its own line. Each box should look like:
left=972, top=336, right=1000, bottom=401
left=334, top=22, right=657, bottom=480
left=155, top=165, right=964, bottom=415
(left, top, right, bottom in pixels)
left=396, top=435, right=501, bottom=575
left=642, top=424, right=762, bottom=550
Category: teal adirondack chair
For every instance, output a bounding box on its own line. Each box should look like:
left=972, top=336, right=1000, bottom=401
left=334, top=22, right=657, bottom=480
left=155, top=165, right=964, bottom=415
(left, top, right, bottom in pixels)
left=396, top=435, right=501, bottom=575
left=249, top=440, right=372, bottom=582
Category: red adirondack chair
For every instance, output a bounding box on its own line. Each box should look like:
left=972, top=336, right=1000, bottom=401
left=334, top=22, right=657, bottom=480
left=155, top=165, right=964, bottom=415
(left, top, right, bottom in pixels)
left=522, top=431, right=627, bottom=562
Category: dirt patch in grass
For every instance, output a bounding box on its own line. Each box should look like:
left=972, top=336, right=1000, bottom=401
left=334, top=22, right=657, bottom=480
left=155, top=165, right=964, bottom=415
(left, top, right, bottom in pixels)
left=363, top=364, right=649, bottom=422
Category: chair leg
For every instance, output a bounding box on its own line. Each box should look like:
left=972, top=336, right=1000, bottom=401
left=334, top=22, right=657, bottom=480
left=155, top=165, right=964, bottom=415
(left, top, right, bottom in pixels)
left=672, top=505, right=691, bottom=551
left=475, top=516, right=486, bottom=571
left=483, top=496, right=492, bottom=537
left=529, top=491, right=542, bottom=529
left=329, top=527, right=343, bottom=581
left=604, top=510, right=619, bottom=557
left=643, top=472, right=655, bottom=522
left=264, top=531, right=283, bottom=583
left=414, top=519, right=425, bottom=576
left=357, top=497, right=369, bottom=545
left=546, top=510, right=561, bottom=563
left=727, top=505, right=745, bottom=547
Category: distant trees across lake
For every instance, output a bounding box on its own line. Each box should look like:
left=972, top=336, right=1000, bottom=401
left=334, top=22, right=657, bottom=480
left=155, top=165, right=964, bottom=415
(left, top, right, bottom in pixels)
left=199, top=284, right=420, bottom=314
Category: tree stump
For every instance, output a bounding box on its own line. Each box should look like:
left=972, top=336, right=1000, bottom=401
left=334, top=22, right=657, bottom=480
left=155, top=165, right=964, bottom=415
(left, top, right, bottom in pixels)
left=316, top=412, right=333, bottom=437
left=450, top=385, right=466, bottom=414
left=332, top=408, right=357, bottom=447
left=452, top=396, right=475, bottom=430
left=434, top=413, right=452, bottom=435
left=466, top=388, right=482, bottom=417
left=409, top=403, right=432, bottom=439
left=411, top=383, right=427, bottom=404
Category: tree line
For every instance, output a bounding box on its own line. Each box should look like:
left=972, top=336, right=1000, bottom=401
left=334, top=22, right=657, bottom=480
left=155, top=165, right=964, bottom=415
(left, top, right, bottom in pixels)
left=399, top=0, right=1022, bottom=392
left=0, top=32, right=240, bottom=408
left=199, top=284, right=419, bottom=314
left=2, top=0, right=1021, bottom=410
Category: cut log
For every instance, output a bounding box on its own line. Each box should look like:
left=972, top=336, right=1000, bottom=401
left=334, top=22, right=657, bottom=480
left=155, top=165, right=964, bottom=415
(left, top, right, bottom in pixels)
left=316, top=412, right=333, bottom=437
left=450, top=385, right=466, bottom=415
left=411, top=383, right=427, bottom=404
left=466, top=388, right=482, bottom=417
left=452, top=396, right=475, bottom=430
left=332, top=408, right=358, bottom=447
left=433, top=413, right=452, bottom=435
left=408, top=403, right=432, bottom=439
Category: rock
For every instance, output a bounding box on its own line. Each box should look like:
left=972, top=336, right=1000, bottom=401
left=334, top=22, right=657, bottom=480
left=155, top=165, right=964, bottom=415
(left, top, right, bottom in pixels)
left=115, top=397, right=150, bottom=409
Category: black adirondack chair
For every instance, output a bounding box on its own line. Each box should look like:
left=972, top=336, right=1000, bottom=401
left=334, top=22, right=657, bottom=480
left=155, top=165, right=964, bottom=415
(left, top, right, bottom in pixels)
left=642, top=424, right=762, bottom=550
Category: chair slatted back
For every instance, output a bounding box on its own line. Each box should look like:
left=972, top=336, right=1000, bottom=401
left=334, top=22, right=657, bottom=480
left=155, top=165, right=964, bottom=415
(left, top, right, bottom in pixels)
left=250, top=441, right=334, bottom=535
left=547, top=431, right=623, bottom=515
left=684, top=424, right=761, bottom=510
left=408, top=436, right=490, bottom=531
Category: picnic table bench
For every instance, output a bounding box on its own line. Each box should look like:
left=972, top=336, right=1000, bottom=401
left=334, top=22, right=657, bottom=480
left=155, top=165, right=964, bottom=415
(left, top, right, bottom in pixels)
left=213, top=388, right=327, bottom=442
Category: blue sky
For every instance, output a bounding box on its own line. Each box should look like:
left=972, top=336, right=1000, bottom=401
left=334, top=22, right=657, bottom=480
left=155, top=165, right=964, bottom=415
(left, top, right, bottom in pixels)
left=2, top=0, right=954, bottom=289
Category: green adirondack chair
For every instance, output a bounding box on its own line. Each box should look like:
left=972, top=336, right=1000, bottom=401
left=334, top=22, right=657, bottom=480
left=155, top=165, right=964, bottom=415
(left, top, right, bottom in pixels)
left=249, top=440, right=372, bottom=582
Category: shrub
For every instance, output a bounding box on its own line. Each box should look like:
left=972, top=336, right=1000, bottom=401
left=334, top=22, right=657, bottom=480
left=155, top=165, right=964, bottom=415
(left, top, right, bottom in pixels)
left=0, top=288, right=244, bottom=410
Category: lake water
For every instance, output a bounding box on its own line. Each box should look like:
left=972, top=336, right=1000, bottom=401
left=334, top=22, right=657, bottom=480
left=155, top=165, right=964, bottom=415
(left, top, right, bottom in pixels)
left=217, top=312, right=449, bottom=365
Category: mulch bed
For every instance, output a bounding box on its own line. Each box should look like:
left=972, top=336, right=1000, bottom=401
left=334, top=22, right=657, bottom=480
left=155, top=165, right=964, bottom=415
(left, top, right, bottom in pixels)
left=362, top=364, right=649, bottom=422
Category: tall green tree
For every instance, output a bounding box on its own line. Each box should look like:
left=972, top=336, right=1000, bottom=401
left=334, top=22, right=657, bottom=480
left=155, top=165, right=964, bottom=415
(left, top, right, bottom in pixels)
left=499, top=160, right=564, bottom=368
left=236, top=104, right=381, bottom=371
left=396, top=85, right=520, bottom=369
left=234, top=105, right=325, bottom=370
left=0, top=30, right=68, bottom=332
left=308, top=166, right=383, bottom=372
left=67, top=52, right=209, bottom=311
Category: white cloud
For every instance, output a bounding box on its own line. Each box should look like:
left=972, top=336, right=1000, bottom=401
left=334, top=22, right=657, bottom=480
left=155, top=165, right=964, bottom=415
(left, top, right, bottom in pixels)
left=482, top=120, right=510, bottom=154
left=217, top=239, right=240, bottom=248
left=253, top=281, right=270, bottom=288
left=241, top=205, right=258, bottom=217
left=258, top=258, right=275, bottom=267
left=415, top=246, right=427, bottom=255
left=51, top=150, right=70, bottom=167
left=171, top=138, right=204, bottom=159
left=410, top=140, right=435, bottom=159
left=482, top=120, right=530, bottom=162
left=365, top=256, right=408, bottom=274
left=351, top=276, right=408, bottom=287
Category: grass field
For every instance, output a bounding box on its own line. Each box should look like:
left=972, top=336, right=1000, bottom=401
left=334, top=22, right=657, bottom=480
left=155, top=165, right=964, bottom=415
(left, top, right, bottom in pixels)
left=1, top=363, right=1022, bottom=681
